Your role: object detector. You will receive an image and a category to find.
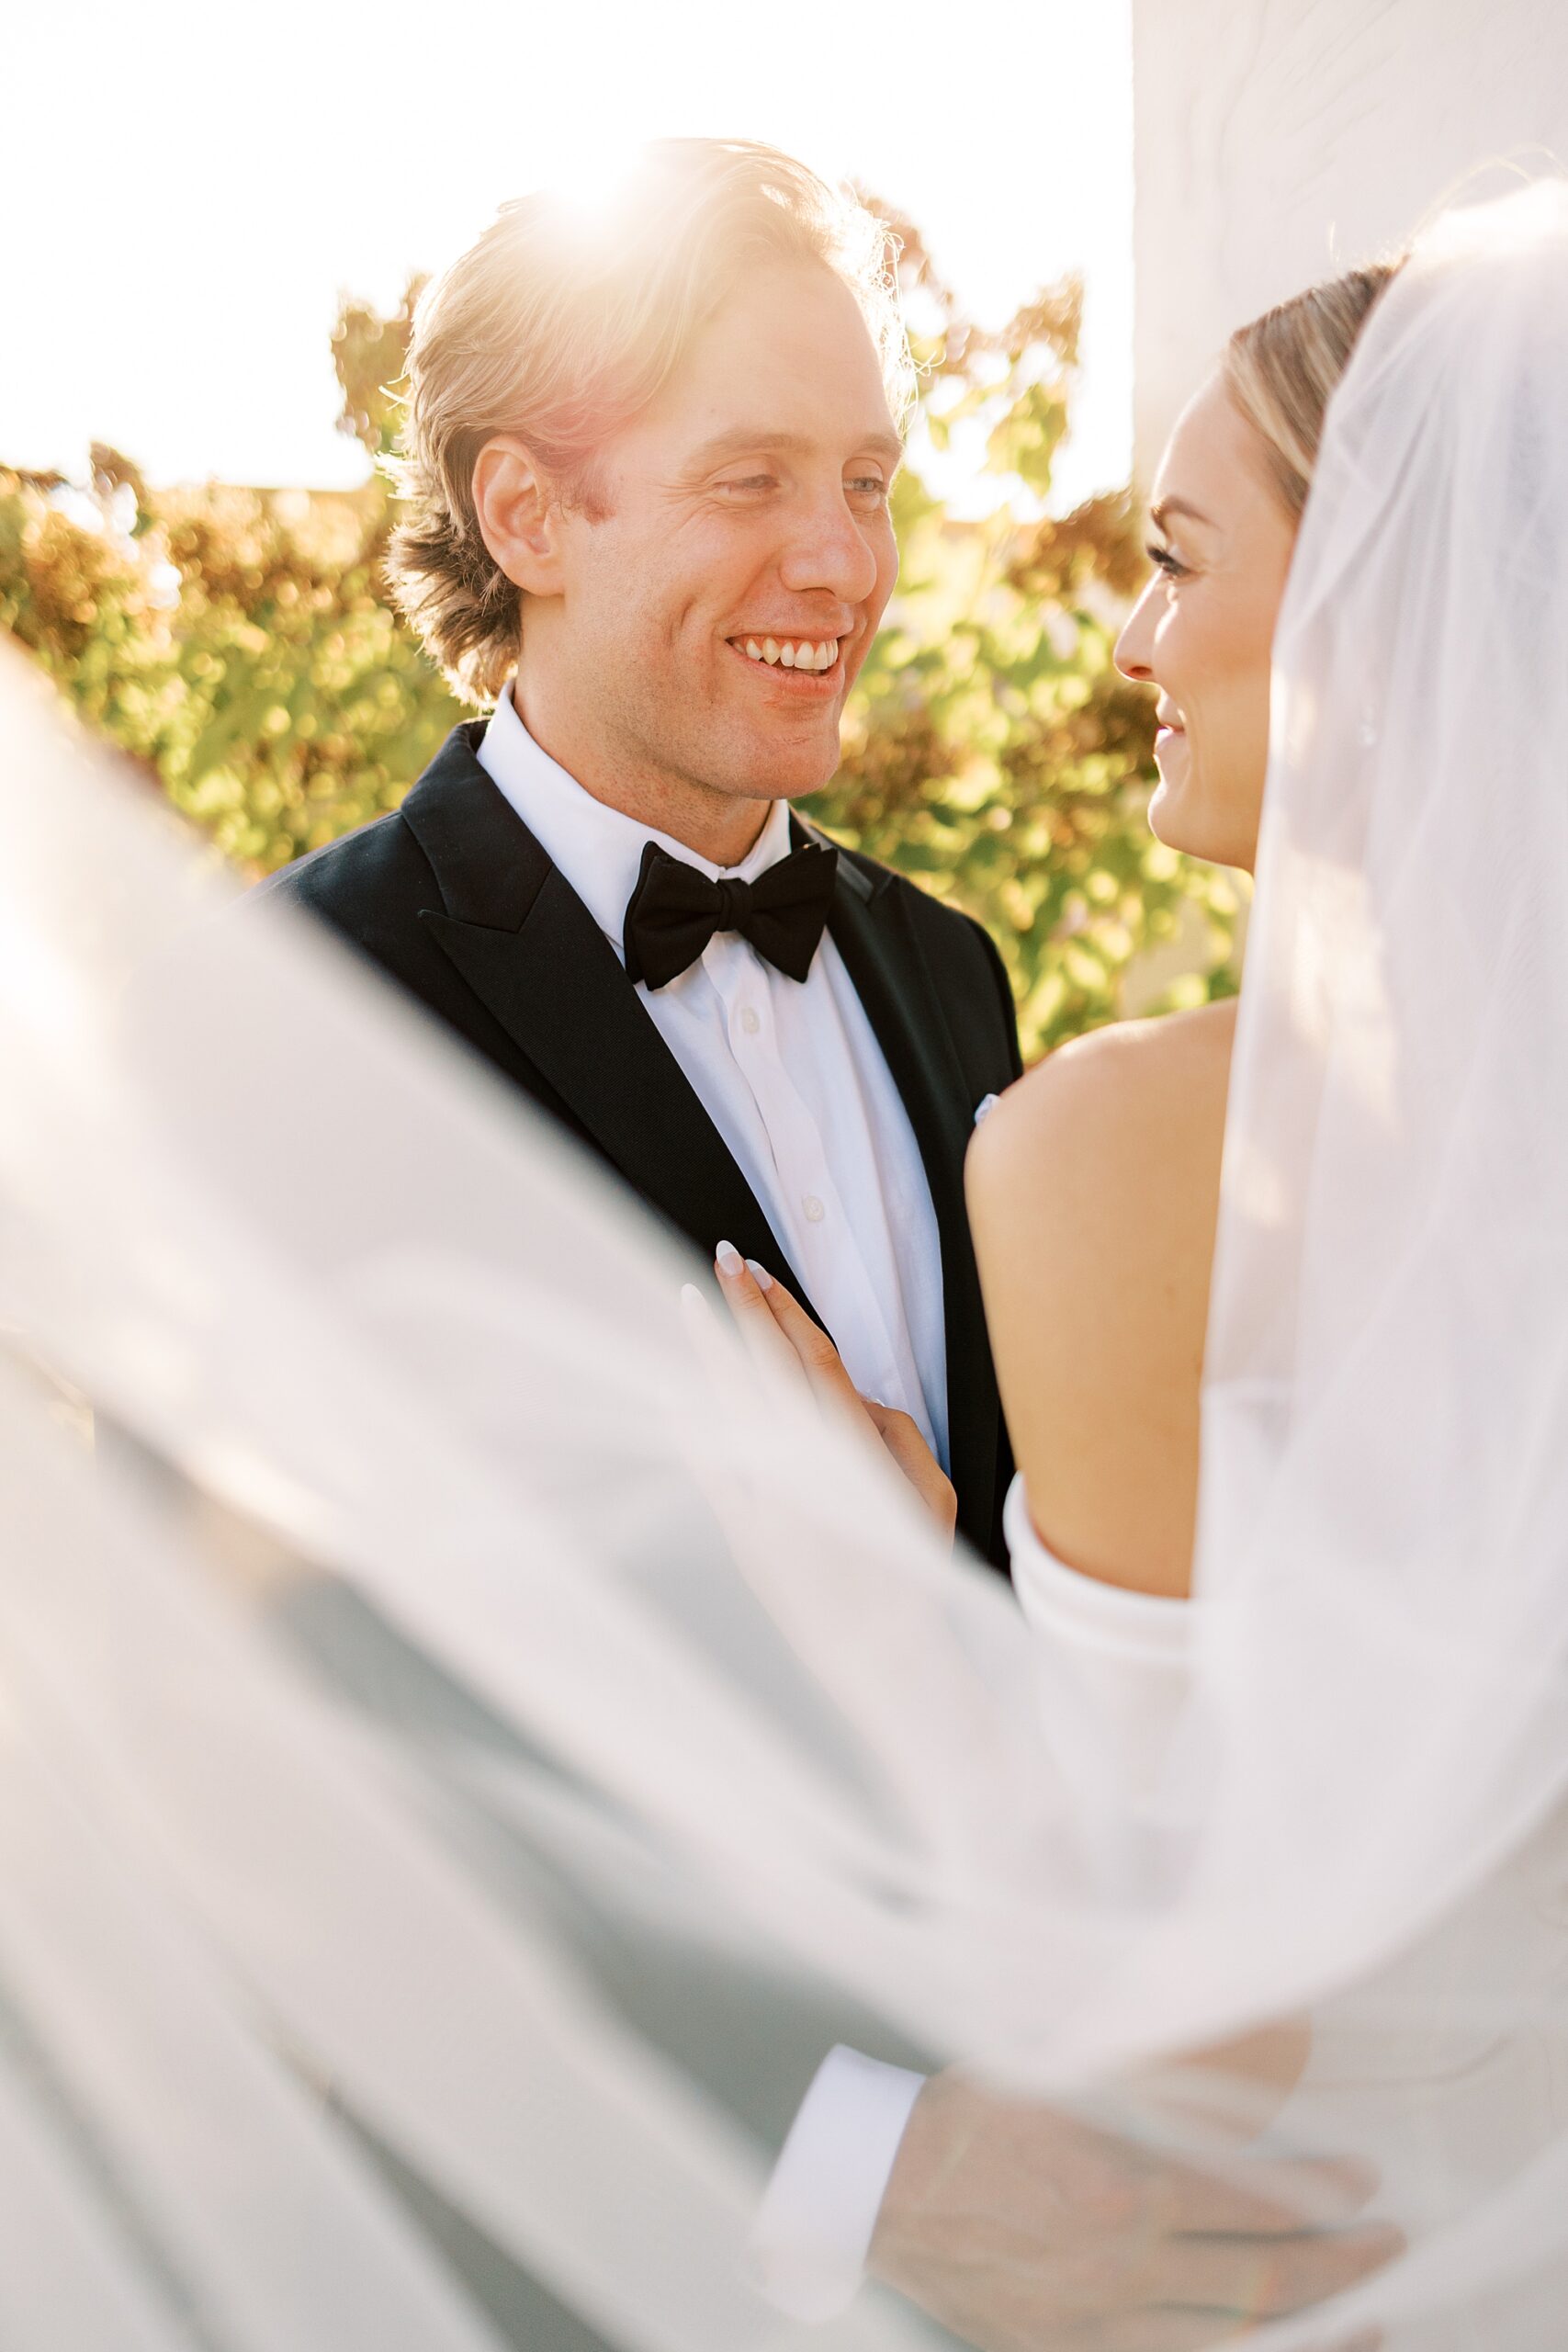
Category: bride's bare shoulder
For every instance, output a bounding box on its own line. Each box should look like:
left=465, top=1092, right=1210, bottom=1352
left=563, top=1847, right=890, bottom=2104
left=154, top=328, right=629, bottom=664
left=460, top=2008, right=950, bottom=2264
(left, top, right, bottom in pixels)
left=967, top=998, right=1236, bottom=1230
left=965, top=999, right=1237, bottom=1593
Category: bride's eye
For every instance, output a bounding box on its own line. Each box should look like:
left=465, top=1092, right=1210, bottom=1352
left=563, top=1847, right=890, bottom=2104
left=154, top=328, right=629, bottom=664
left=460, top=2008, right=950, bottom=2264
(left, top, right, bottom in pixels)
left=1145, top=541, right=1190, bottom=581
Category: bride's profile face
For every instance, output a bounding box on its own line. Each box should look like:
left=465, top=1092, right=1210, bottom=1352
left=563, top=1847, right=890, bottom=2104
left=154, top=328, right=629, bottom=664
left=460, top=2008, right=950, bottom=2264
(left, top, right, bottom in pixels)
left=1115, top=372, right=1297, bottom=872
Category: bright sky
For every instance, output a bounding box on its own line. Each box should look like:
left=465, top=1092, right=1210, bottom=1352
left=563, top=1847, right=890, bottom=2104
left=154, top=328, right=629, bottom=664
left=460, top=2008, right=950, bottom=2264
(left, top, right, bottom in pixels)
left=6, top=0, right=1132, bottom=510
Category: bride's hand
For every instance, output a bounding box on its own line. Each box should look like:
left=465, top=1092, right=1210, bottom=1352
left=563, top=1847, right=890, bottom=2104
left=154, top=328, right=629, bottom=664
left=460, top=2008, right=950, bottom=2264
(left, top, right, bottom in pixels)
left=712, top=1242, right=958, bottom=1544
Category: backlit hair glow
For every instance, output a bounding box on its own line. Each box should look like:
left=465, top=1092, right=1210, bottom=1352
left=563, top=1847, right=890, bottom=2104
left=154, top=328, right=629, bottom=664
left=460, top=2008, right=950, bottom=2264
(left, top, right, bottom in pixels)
left=386, top=140, right=913, bottom=704
left=1224, top=256, right=1406, bottom=518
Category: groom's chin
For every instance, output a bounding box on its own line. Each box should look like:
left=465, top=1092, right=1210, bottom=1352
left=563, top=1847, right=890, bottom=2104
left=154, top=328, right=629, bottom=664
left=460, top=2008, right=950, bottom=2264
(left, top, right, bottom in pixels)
left=734, top=721, right=845, bottom=801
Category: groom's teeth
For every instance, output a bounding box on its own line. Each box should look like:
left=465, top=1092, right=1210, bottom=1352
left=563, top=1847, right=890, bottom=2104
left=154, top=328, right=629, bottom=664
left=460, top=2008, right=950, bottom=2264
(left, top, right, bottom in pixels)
left=737, top=636, right=839, bottom=669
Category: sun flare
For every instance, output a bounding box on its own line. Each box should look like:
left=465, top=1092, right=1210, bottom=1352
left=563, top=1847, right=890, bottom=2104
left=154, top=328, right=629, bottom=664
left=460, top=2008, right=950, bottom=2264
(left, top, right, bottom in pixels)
left=537, top=140, right=649, bottom=227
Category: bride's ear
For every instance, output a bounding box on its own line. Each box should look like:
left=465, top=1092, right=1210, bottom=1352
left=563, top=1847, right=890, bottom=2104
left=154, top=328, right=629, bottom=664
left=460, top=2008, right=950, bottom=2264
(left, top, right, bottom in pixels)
left=472, top=435, right=568, bottom=600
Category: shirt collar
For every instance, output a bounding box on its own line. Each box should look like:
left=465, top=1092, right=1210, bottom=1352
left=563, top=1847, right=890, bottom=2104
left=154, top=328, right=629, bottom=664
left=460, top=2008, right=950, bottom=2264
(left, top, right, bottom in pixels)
left=476, top=685, right=794, bottom=958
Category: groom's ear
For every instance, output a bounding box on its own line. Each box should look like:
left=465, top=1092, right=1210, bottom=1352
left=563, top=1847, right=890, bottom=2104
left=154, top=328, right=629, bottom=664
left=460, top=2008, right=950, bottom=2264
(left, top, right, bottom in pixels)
left=472, top=435, right=570, bottom=601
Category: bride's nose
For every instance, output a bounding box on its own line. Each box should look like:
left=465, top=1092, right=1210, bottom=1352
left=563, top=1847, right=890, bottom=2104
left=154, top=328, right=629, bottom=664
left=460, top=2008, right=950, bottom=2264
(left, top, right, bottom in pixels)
left=1114, top=576, right=1159, bottom=683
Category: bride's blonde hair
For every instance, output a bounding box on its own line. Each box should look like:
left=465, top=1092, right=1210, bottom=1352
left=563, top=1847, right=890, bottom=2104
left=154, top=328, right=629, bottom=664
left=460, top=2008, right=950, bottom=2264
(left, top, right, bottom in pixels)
left=1224, top=256, right=1406, bottom=517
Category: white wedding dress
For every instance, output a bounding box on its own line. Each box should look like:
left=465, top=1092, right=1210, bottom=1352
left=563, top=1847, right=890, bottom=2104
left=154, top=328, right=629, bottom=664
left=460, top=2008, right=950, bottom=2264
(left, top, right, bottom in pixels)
left=1010, top=1472, right=1568, bottom=2270
left=1, top=176, right=1568, bottom=2350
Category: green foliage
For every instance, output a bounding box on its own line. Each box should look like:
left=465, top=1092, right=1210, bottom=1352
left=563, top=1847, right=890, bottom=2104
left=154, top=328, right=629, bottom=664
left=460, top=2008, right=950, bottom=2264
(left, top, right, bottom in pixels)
left=0, top=220, right=1240, bottom=1056
left=332, top=277, right=426, bottom=462
left=0, top=465, right=462, bottom=869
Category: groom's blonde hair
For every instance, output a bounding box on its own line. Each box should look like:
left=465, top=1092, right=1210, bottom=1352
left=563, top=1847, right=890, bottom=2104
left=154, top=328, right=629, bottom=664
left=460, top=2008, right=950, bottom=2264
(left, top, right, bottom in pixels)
left=1225, top=257, right=1406, bottom=519
left=386, top=140, right=912, bottom=704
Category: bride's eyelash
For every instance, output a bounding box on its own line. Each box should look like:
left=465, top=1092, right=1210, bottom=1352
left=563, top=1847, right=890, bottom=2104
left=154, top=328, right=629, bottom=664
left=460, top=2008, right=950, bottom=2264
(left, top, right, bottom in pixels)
left=1145, top=542, right=1190, bottom=580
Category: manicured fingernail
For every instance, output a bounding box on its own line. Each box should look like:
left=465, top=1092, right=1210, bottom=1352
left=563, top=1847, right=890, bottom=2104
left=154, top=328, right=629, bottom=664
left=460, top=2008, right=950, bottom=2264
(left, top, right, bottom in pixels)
left=715, top=1239, right=743, bottom=1279
left=744, top=1259, right=774, bottom=1290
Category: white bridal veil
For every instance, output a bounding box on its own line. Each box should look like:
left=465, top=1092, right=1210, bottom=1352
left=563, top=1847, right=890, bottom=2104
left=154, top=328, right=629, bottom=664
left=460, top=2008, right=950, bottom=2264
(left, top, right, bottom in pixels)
left=2, top=178, right=1567, bottom=2350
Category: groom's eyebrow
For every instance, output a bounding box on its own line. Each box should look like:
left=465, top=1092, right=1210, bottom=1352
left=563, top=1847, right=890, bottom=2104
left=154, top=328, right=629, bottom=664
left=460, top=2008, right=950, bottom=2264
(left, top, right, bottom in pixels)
left=686, top=425, right=907, bottom=470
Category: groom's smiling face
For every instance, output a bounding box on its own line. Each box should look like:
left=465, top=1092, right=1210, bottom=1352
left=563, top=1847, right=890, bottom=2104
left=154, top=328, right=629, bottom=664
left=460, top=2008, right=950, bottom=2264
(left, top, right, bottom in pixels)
left=498, top=260, right=903, bottom=845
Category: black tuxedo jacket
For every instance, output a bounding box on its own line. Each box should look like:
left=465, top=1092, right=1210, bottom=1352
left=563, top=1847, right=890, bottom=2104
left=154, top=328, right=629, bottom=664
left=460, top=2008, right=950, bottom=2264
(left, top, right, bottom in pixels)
left=257, top=722, right=1022, bottom=1564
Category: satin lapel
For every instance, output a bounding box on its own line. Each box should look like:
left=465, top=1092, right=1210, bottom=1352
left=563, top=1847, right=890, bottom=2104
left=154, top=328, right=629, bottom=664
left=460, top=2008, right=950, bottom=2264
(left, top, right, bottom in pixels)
left=807, top=829, right=1001, bottom=1553
left=403, top=730, right=798, bottom=1283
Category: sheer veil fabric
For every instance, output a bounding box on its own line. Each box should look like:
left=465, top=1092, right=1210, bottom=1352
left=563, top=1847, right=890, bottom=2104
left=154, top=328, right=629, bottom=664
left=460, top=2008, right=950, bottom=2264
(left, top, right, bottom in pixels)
left=1, top=179, right=1566, bottom=2346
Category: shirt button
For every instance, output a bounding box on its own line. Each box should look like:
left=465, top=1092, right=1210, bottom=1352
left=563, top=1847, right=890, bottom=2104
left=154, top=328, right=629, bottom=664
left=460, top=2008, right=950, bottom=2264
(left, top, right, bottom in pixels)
left=802, top=1194, right=826, bottom=1224
left=739, top=1005, right=761, bottom=1035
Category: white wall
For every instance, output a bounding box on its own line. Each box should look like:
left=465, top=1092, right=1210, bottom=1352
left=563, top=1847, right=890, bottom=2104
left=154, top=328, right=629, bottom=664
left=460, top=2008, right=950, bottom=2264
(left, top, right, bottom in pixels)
left=1131, top=0, right=1568, bottom=476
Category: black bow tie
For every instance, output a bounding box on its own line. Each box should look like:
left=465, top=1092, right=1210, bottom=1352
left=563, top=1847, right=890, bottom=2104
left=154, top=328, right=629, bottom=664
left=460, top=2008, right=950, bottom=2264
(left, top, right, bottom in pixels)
left=622, top=837, right=839, bottom=991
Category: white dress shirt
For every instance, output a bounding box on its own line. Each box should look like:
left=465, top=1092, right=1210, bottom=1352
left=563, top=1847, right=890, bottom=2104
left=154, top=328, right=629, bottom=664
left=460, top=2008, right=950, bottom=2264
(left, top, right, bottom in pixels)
left=748, top=2047, right=926, bottom=2322
left=478, top=687, right=949, bottom=1460
left=751, top=1475, right=1196, bottom=2319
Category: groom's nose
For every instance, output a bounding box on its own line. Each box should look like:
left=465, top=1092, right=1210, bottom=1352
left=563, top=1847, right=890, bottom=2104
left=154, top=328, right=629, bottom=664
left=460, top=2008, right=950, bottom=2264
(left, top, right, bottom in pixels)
left=777, top=492, right=883, bottom=608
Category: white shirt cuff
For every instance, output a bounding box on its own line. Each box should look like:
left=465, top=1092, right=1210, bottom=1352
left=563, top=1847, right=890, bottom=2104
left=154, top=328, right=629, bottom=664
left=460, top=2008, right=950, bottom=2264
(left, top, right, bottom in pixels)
left=748, top=2045, right=926, bottom=2322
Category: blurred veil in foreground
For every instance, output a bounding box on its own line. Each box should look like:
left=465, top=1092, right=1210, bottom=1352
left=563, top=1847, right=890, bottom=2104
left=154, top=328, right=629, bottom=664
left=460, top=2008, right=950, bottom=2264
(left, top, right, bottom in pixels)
left=2, top=179, right=1568, bottom=2351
